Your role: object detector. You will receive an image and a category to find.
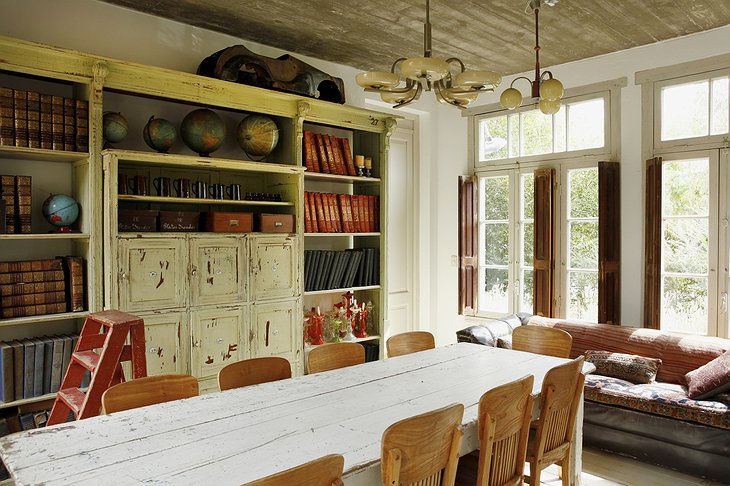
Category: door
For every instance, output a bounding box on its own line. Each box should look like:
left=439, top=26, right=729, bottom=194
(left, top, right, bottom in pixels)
left=138, top=311, right=189, bottom=376
left=250, top=299, right=300, bottom=372
left=190, top=306, right=248, bottom=388
left=250, top=235, right=298, bottom=301
left=387, top=122, right=417, bottom=340
left=189, top=235, right=247, bottom=306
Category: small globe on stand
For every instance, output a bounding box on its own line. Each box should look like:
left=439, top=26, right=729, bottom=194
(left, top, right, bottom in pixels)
left=102, top=112, right=129, bottom=148
left=42, top=194, right=79, bottom=233
left=237, top=115, right=279, bottom=160
left=143, top=115, right=177, bottom=153
left=180, top=108, right=226, bottom=157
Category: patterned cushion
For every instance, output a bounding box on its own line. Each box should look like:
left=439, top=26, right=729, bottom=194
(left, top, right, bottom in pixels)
left=685, top=350, right=730, bottom=400
left=496, top=336, right=512, bottom=349
left=585, top=350, right=661, bottom=384
left=584, top=374, right=730, bottom=429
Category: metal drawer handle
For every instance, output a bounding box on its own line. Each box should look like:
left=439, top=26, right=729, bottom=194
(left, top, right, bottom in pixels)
left=149, top=347, right=158, bottom=354
left=149, top=271, right=157, bottom=278
left=217, top=337, right=224, bottom=344
left=265, top=321, right=270, bottom=347
left=274, top=221, right=283, bottom=227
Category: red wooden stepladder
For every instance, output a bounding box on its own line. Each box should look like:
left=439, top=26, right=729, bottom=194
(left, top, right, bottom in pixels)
left=47, top=310, right=147, bottom=426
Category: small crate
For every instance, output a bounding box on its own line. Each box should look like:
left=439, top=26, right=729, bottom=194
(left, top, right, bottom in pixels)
left=204, top=212, right=253, bottom=233
left=256, top=213, right=295, bottom=233
left=159, top=211, right=200, bottom=232
left=118, top=209, right=157, bottom=232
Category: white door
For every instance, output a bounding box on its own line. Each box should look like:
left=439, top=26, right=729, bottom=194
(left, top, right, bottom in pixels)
left=387, top=121, right=417, bottom=341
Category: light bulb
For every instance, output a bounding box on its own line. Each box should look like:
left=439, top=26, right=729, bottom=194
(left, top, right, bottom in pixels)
left=539, top=78, right=564, bottom=101
left=500, top=87, right=523, bottom=110
left=539, top=98, right=561, bottom=115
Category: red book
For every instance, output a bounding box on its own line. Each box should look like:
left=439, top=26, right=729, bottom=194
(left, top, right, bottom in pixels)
left=319, top=193, right=332, bottom=232
left=329, top=135, right=345, bottom=175
left=370, top=196, right=377, bottom=233
left=322, top=135, right=337, bottom=175
left=338, top=194, right=351, bottom=233
left=303, top=131, right=314, bottom=173
left=304, top=192, right=313, bottom=233
left=331, top=194, right=342, bottom=232
left=341, top=138, right=357, bottom=176
left=315, top=134, right=330, bottom=173
left=351, top=195, right=361, bottom=232
left=375, top=195, right=380, bottom=232
left=325, top=194, right=336, bottom=232
left=346, top=195, right=355, bottom=232
left=361, top=195, right=369, bottom=232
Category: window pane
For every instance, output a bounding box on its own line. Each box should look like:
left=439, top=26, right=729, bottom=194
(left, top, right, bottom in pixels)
left=483, top=176, right=509, bottom=220
left=661, top=80, right=709, bottom=141
left=569, top=168, right=599, bottom=218
left=662, top=159, right=709, bottom=216
left=567, top=98, right=605, bottom=150
left=568, top=271, right=598, bottom=321
left=509, top=113, right=519, bottom=157
left=521, top=269, right=534, bottom=313
left=661, top=276, right=708, bottom=335
left=711, top=77, right=729, bottom=136
left=483, top=267, right=509, bottom=313
left=554, top=107, right=566, bottom=153
left=521, top=109, right=552, bottom=156
left=522, top=222, right=534, bottom=267
left=480, top=116, right=508, bottom=160
left=569, top=221, right=599, bottom=269
left=521, top=173, right=534, bottom=219
left=485, top=223, right=509, bottom=265
left=663, top=218, right=708, bottom=274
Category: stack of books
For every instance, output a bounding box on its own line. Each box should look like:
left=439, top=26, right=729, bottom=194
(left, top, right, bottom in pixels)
left=304, top=191, right=379, bottom=233
left=302, top=130, right=357, bottom=176
left=304, top=248, right=379, bottom=292
left=0, top=174, right=32, bottom=234
left=0, top=87, right=88, bottom=152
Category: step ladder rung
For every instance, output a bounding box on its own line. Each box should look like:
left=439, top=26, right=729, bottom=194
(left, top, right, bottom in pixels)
left=73, top=350, right=101, bottom=372
left=57, top=388, right=86, bottom=414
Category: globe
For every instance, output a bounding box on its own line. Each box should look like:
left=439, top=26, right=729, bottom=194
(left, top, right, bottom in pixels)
left=102, top=112, right=128, bottom=145
left=180, top=108, right=226, bottom=156
left=143, top=115, right=177, bottom=153
left=237, top=115, right=279, bottom=158
left=42, top=194, right=79, bottom=232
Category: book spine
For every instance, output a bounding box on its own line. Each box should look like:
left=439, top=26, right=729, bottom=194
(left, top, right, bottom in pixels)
left=1, top=175, right=16, bottom=234
left=345, top=195, right=354, bottom=233
left=328, top=135, right=344, bottom=175
left=0, top=280, right=66, bottom=297
left=315, top=192, right=328, bottom=232
left=338, top=194, right=351, bottom=233
left=369, top=196, right=376, bottom=233
left=13, top=90, right=28, bottom=148
left=75, top=99, right=89, bottom=153
left=341, top=137, right=357, bottom=176
left=323, top=135, right=337, bottom=175
left=0, top=258, right=63, bottom=273
left=351, top=195, right=361, bottom=233
left=0, top=270, right=65, bottom=285
left=39, top=94, right=53, bottom=150
left=331, top=194, right=342, bottom=232
left=0, top=291, right=65, bottom=308
left=14, top=176, right=31, bottom=234
left=51, top=96, right=64, bottom=151
left=310, top=132, right=321, bottom=172
left=310, top=192, right=321, bottom=232
left=315, top=134, right=330, bottom=173
left=375, top=195, right=380, bottom=232
left=64, top=256, right=85, bottom=312
left=1, top=302, right=67, bottom=318
left=304, top=192, right=313, bottom=233
left=0, top=88, right=14, bottom=146
left=303, top=131, right=314, bottom=173
left=63, top=98, right=75, bottom=151
left=26, top=91, right=40, bottom=149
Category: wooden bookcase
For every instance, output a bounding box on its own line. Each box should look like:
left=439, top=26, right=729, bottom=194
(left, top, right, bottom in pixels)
left=0, top=35, right=396, bottom=406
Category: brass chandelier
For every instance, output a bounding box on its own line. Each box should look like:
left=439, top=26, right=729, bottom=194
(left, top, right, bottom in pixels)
left=355, top=0, right=502, bottom=109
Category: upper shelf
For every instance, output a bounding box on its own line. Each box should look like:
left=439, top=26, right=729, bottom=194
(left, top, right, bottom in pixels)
left=118, top=195, right=294, bottom=207
left=0, top=145, right=88, bottom=163
left=304, top=172, right=381, bottom=184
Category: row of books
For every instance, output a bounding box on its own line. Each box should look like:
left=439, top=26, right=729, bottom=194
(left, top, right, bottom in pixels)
left=0, top=333, right=87, bottom=402
left=0, top=174, right=31, bottom=234
left=303, top=130, right=357, bottom=176
left=0, top=87, right=89, bottom=152
left=0, top=257, right=85, bottom=318
left=304, top=248, right=379, bottom=292
left=304, top=192, right=379, bottom=233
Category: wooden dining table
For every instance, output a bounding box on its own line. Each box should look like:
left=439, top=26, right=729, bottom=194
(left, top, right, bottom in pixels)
left=0, top=343, right=593, bottom=486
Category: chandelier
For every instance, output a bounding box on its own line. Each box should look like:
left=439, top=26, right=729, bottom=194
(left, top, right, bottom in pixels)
left=500, top=0, right=563, bottom=115
left=355, top=0, right=501, bottom=109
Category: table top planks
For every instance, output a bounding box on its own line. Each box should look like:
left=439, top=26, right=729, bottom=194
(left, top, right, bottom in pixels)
left=0, top=343, right=583, bottom=486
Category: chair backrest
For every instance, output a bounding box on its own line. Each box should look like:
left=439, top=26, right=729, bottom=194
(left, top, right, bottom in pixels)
left=381, top=403, right=464, bottom=486
left=307, top=342, right=365, bottom=374
left=386, top=331, right=436, bottom=358
left=512, top=325, right=572, bottom=358
left=532, top=357, right=585, bottom=458
left=218, top=356, right=292, bottom=391
left=244, top=454, right=345, bottom=486
left=101, top=374, right=199, bottom=414
left=476, top=375, right=535, bottom=486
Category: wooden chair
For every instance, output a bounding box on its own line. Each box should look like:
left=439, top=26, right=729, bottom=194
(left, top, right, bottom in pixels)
left=101, top=374, right=199, bottom=414
left=525, top=357, right=586, bottom=486
left=244, top=454, right=344, bottom=486
left=386, top=331, right=436, bottom=358
left=511, top=325, right=573, bottom=358
left=218, top=356, right=292, bottom=391
left=307, top=342, right=365, bottom=374
left=381, top=403, right=464, bottom=486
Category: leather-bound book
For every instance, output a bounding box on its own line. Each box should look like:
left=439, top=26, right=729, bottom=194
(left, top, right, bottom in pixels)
left=1, top=302, right=67, bottom=319
left=13, top=90, right=27, bottom=148
left=10, top=341, right=23, bottom=401
left=0, top=201, right=4, bottom=234
left=0, top=280, right=65, bottom=297
left=0, top=175, right=15, bottom=234
left=14, top=176, right=31, bottom=233
left=75, top=99, right=89, bottom=152
left=0, top=291, right=66, bottom=308
left=322, top=136, right=338, bottom=175
left=0, top=259, right=62, bottom=273
left=341, top=138, right=357, bottom=176
left=39, top=94, right=53, bottom=150
left=351, top=195, right=361, bottom=233
left=303, top=131, right=314, bottom=173
left=26, top=91, right=40, bottom=149
left=315, top=192, right=329, bottom=232
left=63, top=98, right=75, bottom=151
left=328, top=135, right=345, bottom=175
left=0, top=270, right=65, bottom=285
left=309, top=132, right=321, bottom=172
left=51, top=96, right=64, bottom=151
left=0, top=342, right=13, bottom=403
left=0, top=88, right=13, bottom=146
left=315, top=134, right=330, bottom=173
left=304, top=192, right=313, bottom=233
left=62, top=256, right=85, bottom=312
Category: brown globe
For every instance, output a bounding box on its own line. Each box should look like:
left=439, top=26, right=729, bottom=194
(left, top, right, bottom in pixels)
left=237, top=115, right=279, bottom=158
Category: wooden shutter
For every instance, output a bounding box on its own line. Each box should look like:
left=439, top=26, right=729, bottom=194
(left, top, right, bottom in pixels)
left=533, top=168, right=555, bottom=317
left=598, top=161, right=621, bottom=324
left=458, top=176, right=478, bottom=315
left=643, top=157, right=662, bottom=329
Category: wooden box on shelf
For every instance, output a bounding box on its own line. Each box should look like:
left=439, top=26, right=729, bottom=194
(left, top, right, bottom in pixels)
left=203, top=211, right=253, bottom=233
left=159, top=211, right=200, bottom=232
left=256, top=213, right=294, bottom=233
left=118, top=209, right=157, bottom=232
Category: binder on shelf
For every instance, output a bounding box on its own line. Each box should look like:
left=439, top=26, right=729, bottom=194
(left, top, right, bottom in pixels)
left=0, top=342, right=14, bottom=403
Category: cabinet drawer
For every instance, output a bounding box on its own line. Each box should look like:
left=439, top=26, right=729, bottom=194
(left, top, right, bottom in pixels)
left=250, top=235, right=298, bottom=301
left=118, top=237, right=186, bottom=311
left=190, top=306, right=248, bottom=381
left=190, top=236, right=247, bottom=306
left=251, top=299, right=301, bottom=365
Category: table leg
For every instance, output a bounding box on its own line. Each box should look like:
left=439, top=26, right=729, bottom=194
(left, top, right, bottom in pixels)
left=568, top=390, right=585, bottom=486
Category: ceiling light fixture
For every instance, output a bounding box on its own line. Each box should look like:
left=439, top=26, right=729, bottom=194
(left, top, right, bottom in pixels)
left=355, top=0, right=502, bottom=109
left=500, top=0, right=563, bottom=115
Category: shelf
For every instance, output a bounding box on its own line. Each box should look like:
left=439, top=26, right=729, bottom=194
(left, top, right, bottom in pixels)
left=118, top=195, right=295, bottom=207
left=0, top=145, right=88, bottom=163
left=104, top=149, right=304, bottom=175
left=305, top=232, right=380, bottom=237
left=0, top=233, right=90, bottom=240
left=0, top=311, right=90, bottom=328
left=304, top=172, right=380, bottom=184
left=0, top=392, right=56, bottom=410
left=305, top=335, right=381, bottom=350
left=304, top=285, right=380, bottom=296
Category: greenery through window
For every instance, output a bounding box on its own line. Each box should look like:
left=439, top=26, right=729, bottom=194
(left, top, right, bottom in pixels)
left=519, top=174, right=534, bottom=313
left=660, top=76, right=729, bottom=141
left=479, top=175, right=510, bottom=313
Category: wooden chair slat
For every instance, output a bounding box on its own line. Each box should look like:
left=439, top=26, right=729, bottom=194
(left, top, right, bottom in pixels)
left=243, top=454, right=344, bottom=486
left=218, top=356, right=292, bottom=391
left=101, top=374, right=199, bottom=414
left=386, top=331, right=436, bottom=358
left=512, top=326, right=572, bottom=359
left=307, top=342, right=365, bottom=374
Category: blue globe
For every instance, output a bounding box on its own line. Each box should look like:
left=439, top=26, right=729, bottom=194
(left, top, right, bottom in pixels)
left=42, top=194, right=79, bottom=229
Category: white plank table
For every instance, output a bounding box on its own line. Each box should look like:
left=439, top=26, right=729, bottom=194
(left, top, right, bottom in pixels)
left=0, top=343, right=591, bottom=485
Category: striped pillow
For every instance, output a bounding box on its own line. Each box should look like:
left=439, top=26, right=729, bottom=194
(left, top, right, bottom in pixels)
left=585, top=350, right=662, bottom=384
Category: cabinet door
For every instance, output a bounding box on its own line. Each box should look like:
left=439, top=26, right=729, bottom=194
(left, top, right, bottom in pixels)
left=140, top=311, right=189, bottom=376
left=250, top=235, right=298, bottom=301
left=118, top=237, right=187, bottom=312
left=251, top=299, right=301, bottom=367
left=190, top=306, right=248, bottom=382
left=190, top=236, right=247, bottom=307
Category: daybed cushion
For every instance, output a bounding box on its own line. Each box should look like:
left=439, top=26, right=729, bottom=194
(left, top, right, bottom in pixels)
left=685, top=350, right=730, bottom=400
left=584, top=374, right=730, bottom=430
left=585, top=350, right=661, bottom=384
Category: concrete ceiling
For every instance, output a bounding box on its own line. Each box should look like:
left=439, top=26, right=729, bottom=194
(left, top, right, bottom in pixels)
left=101, top=0, right=730, bottom=75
